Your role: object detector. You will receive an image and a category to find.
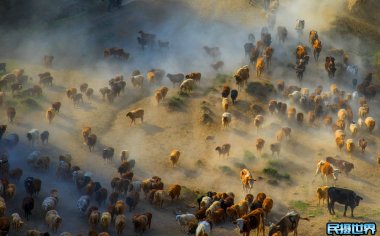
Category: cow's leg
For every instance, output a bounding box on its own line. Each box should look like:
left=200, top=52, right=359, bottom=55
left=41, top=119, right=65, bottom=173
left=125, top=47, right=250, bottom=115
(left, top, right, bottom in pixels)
left=331, top=201, right=335, bottom=214
left=343, top=205, right=348, bottom=217
left=328, top=201, right=332, bottom=214
left=351, top=206, right=354, bottom=217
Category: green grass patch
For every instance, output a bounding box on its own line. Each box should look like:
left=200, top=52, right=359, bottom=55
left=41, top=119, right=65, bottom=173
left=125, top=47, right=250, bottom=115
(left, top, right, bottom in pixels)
left=0, top=59, right=19, bottom=76
left=245, top=81, right=275, bottom=101
left=267, top=160, right=283, bottom=168
left=233, top=162, right=247, bottom=170
left=243, top=150, right=256, bottom=162
left=167, top=96, right=185, bottom=110
left=289, top=200, right=310, bottom=212
left=263, top=167, right=290, bottom=180
left=219, top=166, right=234, bottom=176
left=195, top=159, right=205, bottom=168
left=308, top=207, right=324, bottom=218
left=214, top=74, right=230, bottom=84
left=20, top=98, right=43, bottom=111
left=288, top=200, right=325, bottom=217
left=203, top=86, right=218, bottom=95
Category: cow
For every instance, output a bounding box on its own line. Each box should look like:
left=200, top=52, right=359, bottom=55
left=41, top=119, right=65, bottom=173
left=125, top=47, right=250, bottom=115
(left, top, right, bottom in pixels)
left=234, top=65, right=249, bottom=90
left=43, top=55, right=54, bottom=66
left=240, top=169, right=255, bottom=194
left=233, top=208, right=265, bottom=236
left=315, top=160, right=340, bottom=184
left=327, top=187, right=363, bottom=217
left=0, top=216, right=10, bottom=236
left=268, top=211, right=309, bottom=236
left=325, top=56, right=336, bottom=79
left=102, top=147, right=114, bottom=163
left=22, top=196, right=34, bottom=220
left=325, top=156, right=354, bottom=175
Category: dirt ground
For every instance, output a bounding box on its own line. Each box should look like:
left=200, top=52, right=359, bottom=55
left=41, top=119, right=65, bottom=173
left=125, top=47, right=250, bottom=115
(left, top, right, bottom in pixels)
left=1, top=0, right=380, bottom=235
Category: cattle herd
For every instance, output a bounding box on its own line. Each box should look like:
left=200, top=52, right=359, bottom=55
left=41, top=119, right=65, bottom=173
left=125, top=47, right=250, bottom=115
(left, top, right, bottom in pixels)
left=0, top=0, right=378, bottom=236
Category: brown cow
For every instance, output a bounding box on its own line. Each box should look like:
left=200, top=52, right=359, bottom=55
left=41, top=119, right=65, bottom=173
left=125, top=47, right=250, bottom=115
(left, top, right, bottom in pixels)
left=51, top=102, right=61, bottom=113
left=46, top=108, right=55, bottom=124
left=168, top=184, right=181, bottom=200
left=256, top=57, right=265, bottom=78
left=43, top=55, right=54, bottom=66
left=256, top=138, right=265, bottom=155
left=315, top=161, right=341, bottom=184
left=264, top=47, right=274, bottom=68
left=233, top=208, right=265, bottom=236
left=326, top=156, right=354, bottom=175
left=0, top=216, right=11, bottom=236
left=126, top=108, right=144, bottom=126
left=7, top=107, right=16, bottom=123
left=268, top=211, right=309, bottom=236
left=185, top=72, right=201, bottom=83
left=132, top=214, right=149, bottom=235
left=312, top=39, right=322, bottom=61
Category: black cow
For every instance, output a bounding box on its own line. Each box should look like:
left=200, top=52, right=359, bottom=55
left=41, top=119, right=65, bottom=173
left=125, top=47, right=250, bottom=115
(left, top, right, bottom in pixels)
left=327, top=187, right=363, bottom=217
left=22, top=196, right=34, bottom=220
left=230, top=90, right=238, bottom=104
left=102, top=147, right=114, bottom=163
left=0, top=125, right=6, bottom=140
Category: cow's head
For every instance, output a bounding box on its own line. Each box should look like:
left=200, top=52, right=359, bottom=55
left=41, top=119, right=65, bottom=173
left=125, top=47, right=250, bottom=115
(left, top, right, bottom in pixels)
left=355, top=195, right=363, bottom=206
left=248, top=177, right=255, bottom=187
left=343, top=162, right=354, bottom=172
left=233, top=218, right=247, bottom=233
left=268, top=223, right=281, bottom=236
left=332, top=169, right=341, bottom=180
left=315, top=160, right=325, bottom=175
left=187, top=222, right=198, bottom=235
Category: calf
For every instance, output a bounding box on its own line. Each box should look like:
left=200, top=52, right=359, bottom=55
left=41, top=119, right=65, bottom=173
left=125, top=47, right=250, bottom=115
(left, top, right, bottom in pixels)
left=317, top=186, right=329, bottom=206
left=327, top=187, right=363, bottom=217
